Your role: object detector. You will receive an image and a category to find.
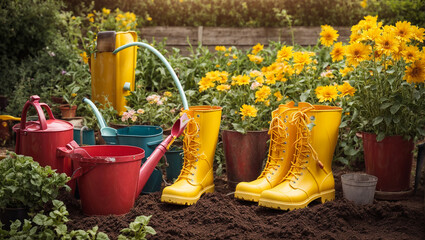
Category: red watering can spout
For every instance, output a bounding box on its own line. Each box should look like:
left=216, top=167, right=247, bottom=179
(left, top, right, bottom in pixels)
left=136, top=113, right=189, bottom=196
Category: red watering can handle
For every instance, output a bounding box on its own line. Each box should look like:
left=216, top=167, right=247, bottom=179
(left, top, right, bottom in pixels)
left=20, top=95, right=55, bottom=131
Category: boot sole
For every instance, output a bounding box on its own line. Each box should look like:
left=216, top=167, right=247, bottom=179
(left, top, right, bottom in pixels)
left=161, top=184, right=215, bottom=205
left=234, top=190, right=261, bottom=202
left=258, top=189, right=335, bottom=210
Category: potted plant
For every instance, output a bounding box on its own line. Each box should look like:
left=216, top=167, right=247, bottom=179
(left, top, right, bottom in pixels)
left=340, top=16, right=425, bottom=197
left=54, top=82, right=80, bottom=119
left=0, top=152, right=70, bottom=228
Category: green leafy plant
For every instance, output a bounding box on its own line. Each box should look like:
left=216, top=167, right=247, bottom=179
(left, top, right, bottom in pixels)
left=0, top=200, right=109, bottom=239
left=0, top=152, right=70, bottom=211
left=118, top=215, right=156, bottom=240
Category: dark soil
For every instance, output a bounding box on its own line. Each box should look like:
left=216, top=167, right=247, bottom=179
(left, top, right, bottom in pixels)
left=61, top=168, right=425, bottom=240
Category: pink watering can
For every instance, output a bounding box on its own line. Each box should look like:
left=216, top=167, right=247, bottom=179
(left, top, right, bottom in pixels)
left=59, top=113, right=189, bottom=215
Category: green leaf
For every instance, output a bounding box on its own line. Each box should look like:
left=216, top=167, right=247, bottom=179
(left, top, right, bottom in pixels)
left=55, top=224, right=68, bottom=235
left=380, top=102, right=392, bottom=110
left=300, top=89, right=311, bottom=102
left=372, top=116, right=383, bottom=126
left=377, top=132, right=386, bottom=142
left=390, top=104, right=401, bottom=114
left=96, top=232, right=110, bottom=240
left=145, top=226, right=157, bottom=235
left=231, top=123, right=246, bottom=134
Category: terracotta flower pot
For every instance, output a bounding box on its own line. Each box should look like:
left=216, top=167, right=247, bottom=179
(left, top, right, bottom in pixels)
left=59, top=104, right=77, bottom=119
left=362, top=132, right=414, bottom=199
left=222, top=129, right=270, bottom=190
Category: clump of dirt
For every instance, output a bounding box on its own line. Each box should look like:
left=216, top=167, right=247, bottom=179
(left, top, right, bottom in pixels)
left=63, top=172, right=425, bottom=240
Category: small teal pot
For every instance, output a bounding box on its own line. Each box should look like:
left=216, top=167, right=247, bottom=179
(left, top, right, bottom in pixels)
left=165, top=148, right=184, bottom=181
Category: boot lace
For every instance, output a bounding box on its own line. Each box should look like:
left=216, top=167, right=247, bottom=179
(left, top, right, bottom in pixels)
left=259, top=110, right=290, bottom=178
left=284, top=106, right=325, bottom=182
left=176, top=118, right=206, bottom=182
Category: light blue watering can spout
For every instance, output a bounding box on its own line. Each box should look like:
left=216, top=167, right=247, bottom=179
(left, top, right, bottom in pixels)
left=82, top=98, right=117, bottom=137
left=113, top=42, right=189, bottom=110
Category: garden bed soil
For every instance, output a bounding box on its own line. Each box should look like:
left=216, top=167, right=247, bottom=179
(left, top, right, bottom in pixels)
left=61, top=168, right=425, bottom=240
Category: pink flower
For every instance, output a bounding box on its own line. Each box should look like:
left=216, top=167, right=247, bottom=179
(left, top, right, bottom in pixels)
left=250, top=81, right=262, bottom=90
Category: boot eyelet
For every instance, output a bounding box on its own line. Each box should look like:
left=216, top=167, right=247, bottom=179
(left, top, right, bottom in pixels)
left=197, top=114, right=200, bottom=118
left=306, top=154, right=309, bottom=157
left=278, top=165, right=280, bottom=167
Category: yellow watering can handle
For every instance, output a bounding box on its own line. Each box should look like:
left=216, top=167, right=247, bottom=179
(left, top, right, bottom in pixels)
left=0, top=115, right=21, bottom=121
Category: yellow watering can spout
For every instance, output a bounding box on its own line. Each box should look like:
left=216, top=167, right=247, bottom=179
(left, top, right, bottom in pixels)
left=0, top=115, right=21, bottom=121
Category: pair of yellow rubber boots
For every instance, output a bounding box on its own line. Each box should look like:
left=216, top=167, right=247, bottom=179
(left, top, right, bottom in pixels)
left=161, top=106, right=222, bottom=205
left=234, top=102, right=342, bottom=210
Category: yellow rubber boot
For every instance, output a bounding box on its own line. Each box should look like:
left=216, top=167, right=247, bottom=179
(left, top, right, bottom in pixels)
left=161, top=106, right=222, bottom=205
left=234, top=101, right=297, bottom=202
left=258, top=102, right=342, bottom=210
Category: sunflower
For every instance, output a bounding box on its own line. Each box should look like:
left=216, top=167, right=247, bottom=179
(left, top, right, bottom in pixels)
left=215, top=46, right=226, bottom=52
left=216, top=84, right=231, bottom=92
left=252, top=43, right=264, bottom=55
left=231, top=75, right=250, bottom=86
left=339, top=67, right=354, bottom=77
left=331, top=42, right=345, bottom=62
left=198, top=77, right=215, bottom=92
left=375, top=32, right=399, bottom=56
left=247, top=54, right=264, bottom=64
left=394, top=21, right=414, bottom=42
left=411, top=25, right=425, bottom=43
left=320, top=25, right=339, bottom=47
left=255, top=86, right=271, bottom=103
left=240, top=105, right=258, bottom=120
left=276, top=46, right=293, bottom=62
left=402, top=45, right=420, bottom=63
left=274, top=91, right=283, bottom=101
left=293, top=51, right=312, bottom=73
left=315, top=85, right=339, bottom=102
left=345, top=42, right=371, bottom=67
left=337, top=82, right=356, bottom=97
left=403, top=59, right=425, bottom=84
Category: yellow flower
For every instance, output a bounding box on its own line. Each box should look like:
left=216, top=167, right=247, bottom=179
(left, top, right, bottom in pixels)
left=232, top=75, right=250, bottom=85
left=316, top=85, right=339, bottom=102
left=360, top=0, right=367, bottom=8
left=216, top=84, right=231, bottom=91
left=164, top=91, right=172, bottom=97
left=362, top=27, right=383, bottom=41
left=215, top=46, right=226, bottom=52
left=87, top=13, right=94, bottom=18
left=255, top=86, right=271, bottom=103
left=375, top=32, right=399, bottom=56
left=274, top=91, right=283, bottom=101
left=411, top=26, right=425, bottom=43
left=102, top=8, right=111, bottom=15
left=394, top=21, right=414, bottom=42
left=71, top=93, right=77, bottom=97
left=402, top=45, right=420, bottom=63
left=252, top=43, right=264, bottom=55
left=276, top=46, right=293, bottom=62
left=227, top=62, right=232, bottom=66
left=216, top=64, right=220, bottom=68
left=337, top=82, right=356, bottom=97
left=89, top=18, right=94, bottom=23
left=249, top=70, right=262, bottom=78
left=71, top=16, right=76, bottom=20
left=232, top=54, right=238, bottom=59
left=240, top=104, right=257, bottom=120
left=403, top=59, right=425, bottom=84
left=147, top=16, right=152, bottom=21
left=345, top=42, right=371, bottom=67
left=320, top=25, right=339, bottom=47
left=80, top=52, right=89, bottom=64
left=331, top=42, right=345, bottom=62
left=137, top=109, right=145, bottom=114
left=293, top=52, right=312, bottom=73
left=247, top=54, right=263, bottom=64
left=340, top=67, right=354, bottom=77
left=198, top=76, right=215, bottom=92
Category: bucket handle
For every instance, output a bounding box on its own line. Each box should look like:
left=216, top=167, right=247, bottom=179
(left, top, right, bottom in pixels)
left=20, top=95, right=55, bottom=131
left=70, top=164, right=97, bottom=180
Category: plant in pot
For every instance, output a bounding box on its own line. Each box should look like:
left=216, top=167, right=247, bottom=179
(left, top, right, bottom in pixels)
left=0, top=152, right=70, bottom=229
left=197, top=70, right=277, bottom=189
left=342, top=16, right=425, bottom=198
left=54, top=82, right=80, bottom=119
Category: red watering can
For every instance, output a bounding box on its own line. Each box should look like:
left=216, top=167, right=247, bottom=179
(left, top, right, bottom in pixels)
left=62, top=113, right=189, bottom=215
left=13, top=95, right=74, bottom=178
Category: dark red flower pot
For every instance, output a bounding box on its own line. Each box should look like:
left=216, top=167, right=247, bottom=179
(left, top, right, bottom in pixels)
left=222, top=130, right=270, bottom=190
left=362, top=132, right=414, bottom=192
